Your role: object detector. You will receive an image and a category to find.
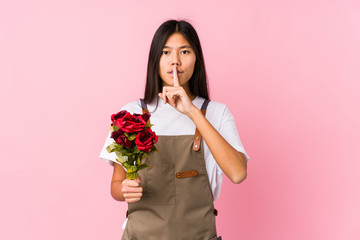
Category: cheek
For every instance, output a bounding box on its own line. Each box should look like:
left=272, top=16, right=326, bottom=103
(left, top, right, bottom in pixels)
left=191, top=59, right=196, bottom=70
left=158, top=63, right=165, bottom=77
left=158, top=58, right=168, bottom=75
left=188, top=57, right=196, bottom=74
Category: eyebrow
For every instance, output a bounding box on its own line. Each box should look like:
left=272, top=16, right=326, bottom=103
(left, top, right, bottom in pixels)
left=163, top=45, right=192, bottom=49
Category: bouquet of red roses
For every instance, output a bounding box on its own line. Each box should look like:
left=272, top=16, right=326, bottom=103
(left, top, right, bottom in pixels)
left=106, top=110, right=158, bottom=179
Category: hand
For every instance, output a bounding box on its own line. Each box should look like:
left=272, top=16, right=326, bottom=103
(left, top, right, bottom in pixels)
left=158, top=65, right=196, bottom=116
left=121, top=177, right=143, bottom=203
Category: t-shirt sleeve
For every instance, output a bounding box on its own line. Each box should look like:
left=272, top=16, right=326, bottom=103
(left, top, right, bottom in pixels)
left=218, top=106, right=250, bottom=164
left=98, top=130, right=121, bottom=167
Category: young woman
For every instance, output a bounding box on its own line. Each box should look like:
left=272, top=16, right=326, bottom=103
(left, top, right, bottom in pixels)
left=99, top=20, right=250, bottom=240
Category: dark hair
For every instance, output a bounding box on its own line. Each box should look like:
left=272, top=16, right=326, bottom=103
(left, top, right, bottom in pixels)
left=143, top=20, right=209, bottom=107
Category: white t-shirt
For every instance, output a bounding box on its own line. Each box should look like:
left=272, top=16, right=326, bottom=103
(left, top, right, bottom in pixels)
left=99, top=96, right=250, bottom=201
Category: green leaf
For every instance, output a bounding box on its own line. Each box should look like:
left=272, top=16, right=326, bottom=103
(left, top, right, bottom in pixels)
left=115, top=154, right=127, bottom=163
left=128, top=165, right=138, bottom=173
left=115, top=151, right=128, bottom=162
left=106, top=143, right=123, bottom=153
left=115, top=157, right=127, bottom=164
left=123, top=162, right=132, bottom=169
left=150, top=145, right=158, bottom=152
left=110, top=125, right=119, bottom=132
left=136, top=155, right=143, bottom=165
left=138, top=164, right=150, bottom=170
left=145, top=123, right=154, bottom=128
left=122, top=150, right=138, bottom=156
left=121, top=151, right=131, bottom=156
left=124, top=132, right=137, bottom=141
left=126, top=171, right=138, bottom=180
left=127, top=133, right=137, bottom=141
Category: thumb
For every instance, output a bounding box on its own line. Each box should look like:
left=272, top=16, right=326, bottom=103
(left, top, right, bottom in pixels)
left=135, top=176, right=141, bottom=184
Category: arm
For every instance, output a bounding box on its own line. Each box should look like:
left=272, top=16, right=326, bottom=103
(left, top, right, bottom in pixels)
left=188, top=108, right=247, bottom=184
left=111, top=163, right=143, bottom=202
left=159, top=66, right=247, bottom=184
left=158, top=90, right=248, bottom=183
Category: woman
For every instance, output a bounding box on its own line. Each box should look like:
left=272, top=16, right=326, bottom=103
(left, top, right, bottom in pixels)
left=99, top=20, right=249, bottom=240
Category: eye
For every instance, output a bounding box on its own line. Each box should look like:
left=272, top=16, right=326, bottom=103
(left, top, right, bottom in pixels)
left=162, top=51, right=169, bottom=55
left=180, top=50, right=190, bottom=55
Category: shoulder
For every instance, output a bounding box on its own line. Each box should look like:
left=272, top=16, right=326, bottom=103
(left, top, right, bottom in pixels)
left=205, top=99, right=232, bottom=119
left=198, top=98, right=234, bottom=130
left=195, top=97, right=227, bottom=112
left=118, top=99, right=143, bottom=114
left=207, top=99, right=228, bottom=111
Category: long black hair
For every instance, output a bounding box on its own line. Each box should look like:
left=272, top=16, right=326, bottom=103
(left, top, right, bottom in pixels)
left=143, top=20, right=209, bottom=107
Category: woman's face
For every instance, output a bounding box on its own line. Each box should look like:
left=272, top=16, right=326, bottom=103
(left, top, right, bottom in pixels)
left=158, top=33, right=196, bottom=87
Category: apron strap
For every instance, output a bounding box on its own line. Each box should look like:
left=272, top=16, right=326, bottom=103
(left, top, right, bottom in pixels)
left=140, top=99, right=150, bottom=125
left=201, top=99, right=210, bottom=110
left=140, top=98, right=149, bottom=113
left=193, top=99, right=210, bottom=151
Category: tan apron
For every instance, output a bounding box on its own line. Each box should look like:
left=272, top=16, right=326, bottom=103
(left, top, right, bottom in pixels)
left=121, top=99, right=218, bottom=240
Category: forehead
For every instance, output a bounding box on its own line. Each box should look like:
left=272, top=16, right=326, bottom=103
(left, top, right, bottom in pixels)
left=163, top=33, right=192, bottom=48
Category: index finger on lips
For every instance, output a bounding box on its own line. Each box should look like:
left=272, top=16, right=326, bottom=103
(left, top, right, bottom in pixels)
left=173, top=65, right=180, bottom=87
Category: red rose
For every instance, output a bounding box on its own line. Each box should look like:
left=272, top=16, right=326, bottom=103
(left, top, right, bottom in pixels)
left=111, top=110, right=130, bottom=122
left=110, top=129, right=123, bottom=139
left=111, top=130, right=133, bottom=149
left=133, top=112, right=151, bottom=123
left=115, top=113, right=147, bottom=133
left=135, top=128, right=158, bottom=152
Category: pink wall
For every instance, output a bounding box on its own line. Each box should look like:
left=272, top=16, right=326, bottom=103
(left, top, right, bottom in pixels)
left=1, top=0, right=359, bottom=239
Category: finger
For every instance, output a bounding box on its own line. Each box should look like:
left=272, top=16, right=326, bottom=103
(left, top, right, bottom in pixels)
left=122, top=186, right=143, bottom=193
left=166, top=90, right=178, bottom=106
left=164, top=88, right=174, bottom=104
left=123, top=192, right=143, bottom=198
left=162, top=87, right=168, bottom=104
left=126, top=197, right=141, bottom=203
left=162, top=86, right=184, bottom=106
left=166, top=88, right=184, bottom=99
left=173, top=65, right=180, bottom=87
left=122, top=179, right=140, bottom=187
left=158, top=93, right=164, bottom=102
left=135, top=176, right=141, bottom=184
left=159, top=92, right=167, bottom=104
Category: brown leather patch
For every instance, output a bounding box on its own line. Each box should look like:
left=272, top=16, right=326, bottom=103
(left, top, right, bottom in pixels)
left=175, top=170, right=198, bottom=178
left=193, top=129, right=201, bottom=151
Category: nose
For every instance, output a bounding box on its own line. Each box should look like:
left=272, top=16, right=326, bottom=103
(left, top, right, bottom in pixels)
left=171, top=52, right=180, bottom=66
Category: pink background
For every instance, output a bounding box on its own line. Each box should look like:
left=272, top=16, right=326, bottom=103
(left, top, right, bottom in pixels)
left=1, top=0, right=359, bottom=239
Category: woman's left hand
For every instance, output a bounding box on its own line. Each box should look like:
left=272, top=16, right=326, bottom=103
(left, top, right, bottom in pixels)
left=158, top=66, right=196, bottom=116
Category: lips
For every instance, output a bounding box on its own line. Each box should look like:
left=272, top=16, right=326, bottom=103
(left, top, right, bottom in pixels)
left=168, top=71, right=183, bottom=74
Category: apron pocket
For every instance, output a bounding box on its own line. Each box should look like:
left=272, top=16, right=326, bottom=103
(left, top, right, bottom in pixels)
left=144, top=164, right=175, bottom=205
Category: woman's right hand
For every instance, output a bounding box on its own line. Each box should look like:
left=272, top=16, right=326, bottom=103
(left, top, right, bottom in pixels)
left=121, top=177, right=143, bottom=203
